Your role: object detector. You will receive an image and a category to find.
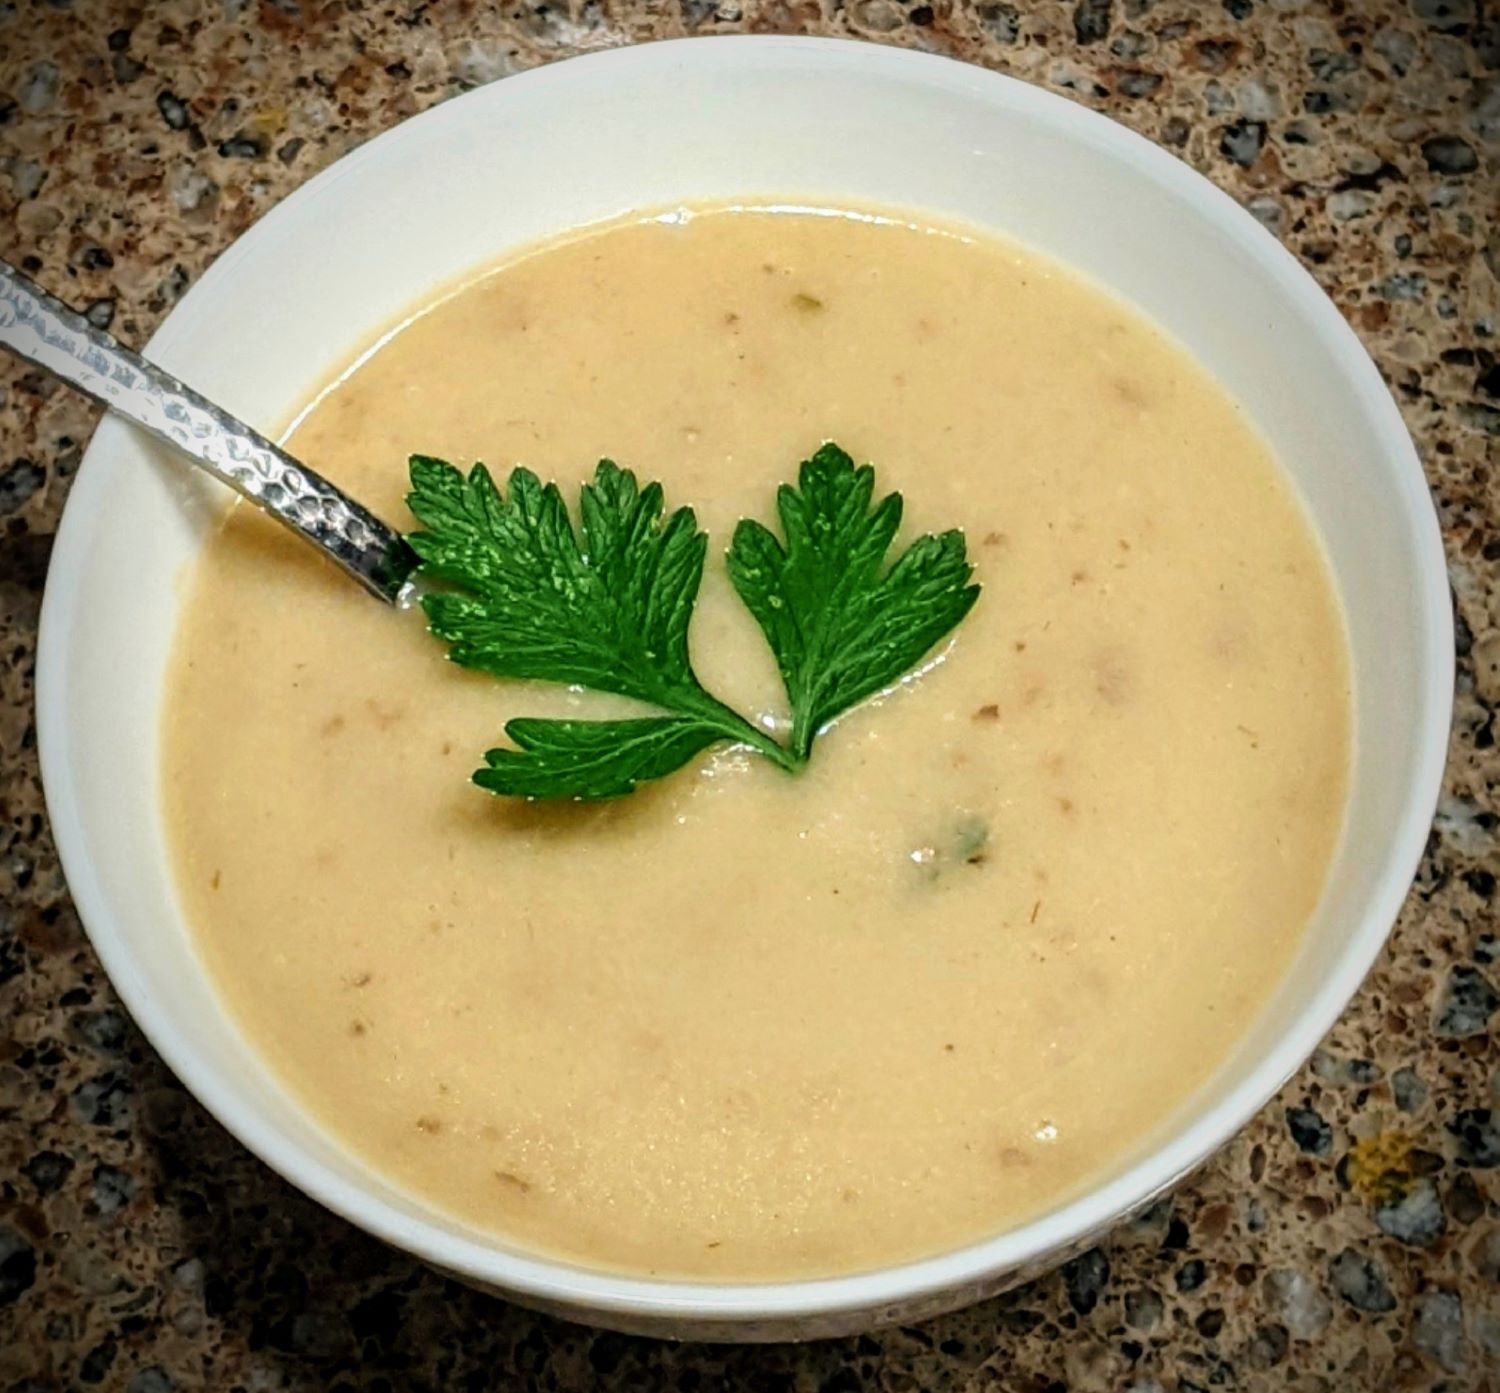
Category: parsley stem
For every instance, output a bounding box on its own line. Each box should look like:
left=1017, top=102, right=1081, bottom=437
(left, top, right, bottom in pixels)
left=790, top=720, right=817, bottom=765
left=686, top=692, right=803, bottom=773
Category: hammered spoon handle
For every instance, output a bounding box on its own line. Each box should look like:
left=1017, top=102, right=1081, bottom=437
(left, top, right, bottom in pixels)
left=0, top=258, right=417, bottom=605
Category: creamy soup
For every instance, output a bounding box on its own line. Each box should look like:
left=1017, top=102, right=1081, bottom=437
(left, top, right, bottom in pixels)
left=163, top=205, right=1349, bottom=1280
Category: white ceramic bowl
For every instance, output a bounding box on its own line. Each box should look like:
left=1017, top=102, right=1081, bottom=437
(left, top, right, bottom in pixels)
left=37, top=37, right=1451, bottom=1341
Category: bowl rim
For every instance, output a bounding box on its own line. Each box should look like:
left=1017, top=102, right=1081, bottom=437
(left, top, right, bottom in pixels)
left=36, top=33, right=1454, bottom=1326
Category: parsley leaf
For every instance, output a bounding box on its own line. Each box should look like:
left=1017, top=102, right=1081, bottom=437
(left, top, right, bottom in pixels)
left=407, top=456, right=789, bottom=800
left=410, top=456, right=701, bottom=706
left=407, top=445, right=980, bottom=801
left=475, top=717, right=725, bottom=800
left=726, top=443, right=980, bottom=760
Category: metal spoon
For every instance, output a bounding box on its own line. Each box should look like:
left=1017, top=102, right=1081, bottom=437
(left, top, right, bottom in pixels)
left=0, top=259, right=418, bottom=604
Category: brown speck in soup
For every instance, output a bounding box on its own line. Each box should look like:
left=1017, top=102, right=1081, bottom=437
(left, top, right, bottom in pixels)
left=209, top=869, right=221, bottom=890
left=320, top=713, right=346, bottom=738
left=973, top=703, right=1000, bottom=721
left=791, top=292, right=824, bottom=312
left=494, top=1170, right=532, bottom=1193
left=982, top=531, right=1006, bottom=548
left=365, top=698, right=406, bottom=730
left=349, top=1019, right=367, bottom=1037
left=723, top=310, right=739, bottom=326
left=1070, top=568, right=1089, bottom=586
left=632, top=1029, right=667, bottom=1058
left=1093, top=650, right=1132, bottom=705
left=348, top=971, right=372, bottom=988
left=1078, top=964, right=1108, bottom=996
left=414, top=1116, right=442, bottom=1135
left=1210, top=617, right=1252, bottom=663
left=1057, top=797, right=1075, bottom=816
left=1113, top=377, right=1149, bottom=407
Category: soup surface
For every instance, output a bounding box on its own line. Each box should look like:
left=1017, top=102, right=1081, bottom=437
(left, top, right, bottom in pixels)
left=164, top=204, right=1349, bottom=1279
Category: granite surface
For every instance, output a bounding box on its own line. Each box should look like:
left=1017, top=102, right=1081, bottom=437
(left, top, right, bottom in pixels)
left=1, top=0, right=1497, bottom=1388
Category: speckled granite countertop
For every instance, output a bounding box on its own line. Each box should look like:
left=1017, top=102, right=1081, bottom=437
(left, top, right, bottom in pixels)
left=0, top=1, right=1496, bottom=1389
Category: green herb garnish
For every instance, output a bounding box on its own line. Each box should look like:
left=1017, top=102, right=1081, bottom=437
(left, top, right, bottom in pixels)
left=406, top=443, right=979, bottom=800
left=727, top=446, right=981, bottom=762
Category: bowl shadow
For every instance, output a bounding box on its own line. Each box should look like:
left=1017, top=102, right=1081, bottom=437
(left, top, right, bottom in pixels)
left=131, top=1037, right=1083, bottom=1387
